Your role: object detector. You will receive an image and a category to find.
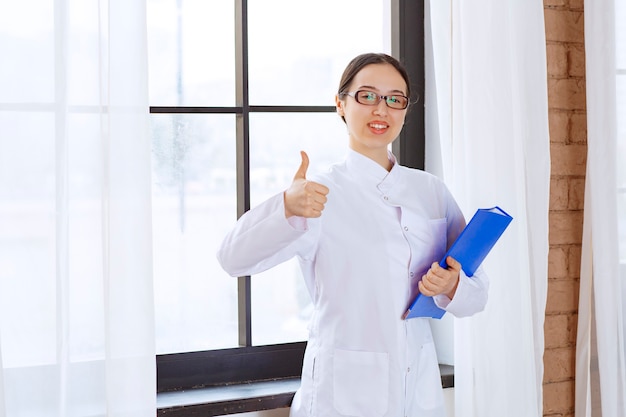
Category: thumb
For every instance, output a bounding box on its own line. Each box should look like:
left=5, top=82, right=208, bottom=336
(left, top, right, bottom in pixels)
left=293, top=151, right=309, bottom=180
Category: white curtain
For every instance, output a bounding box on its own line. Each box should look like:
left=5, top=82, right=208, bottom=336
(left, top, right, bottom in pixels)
left=425, top=1, right=550, bottom=416
left=0, top=1, right=155, bottom=416
left=576, top=0, right=626, bottom=415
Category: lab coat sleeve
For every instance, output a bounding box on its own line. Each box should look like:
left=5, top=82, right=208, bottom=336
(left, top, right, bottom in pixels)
left=433, top=265, right=489, bottom=317
left=216, top=191, right=317, bottom=277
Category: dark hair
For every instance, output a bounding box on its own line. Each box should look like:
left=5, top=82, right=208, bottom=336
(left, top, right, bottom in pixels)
left=336, top=53, right=411, bottom=122
left=338, top=53, right=411, bottom=98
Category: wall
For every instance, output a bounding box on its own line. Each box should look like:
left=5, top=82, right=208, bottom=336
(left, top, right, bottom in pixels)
left=543, top=0, right=586, bottom=416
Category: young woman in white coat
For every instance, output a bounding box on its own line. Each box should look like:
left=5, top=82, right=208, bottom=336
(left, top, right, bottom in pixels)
left=217, top=53, right=489, bottom=417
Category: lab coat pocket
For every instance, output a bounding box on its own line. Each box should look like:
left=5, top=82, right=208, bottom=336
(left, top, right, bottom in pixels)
left=427, top=218, right=447, bottom=264
left=404, top=215, right=447, bottom=268
left=416, top=341, right=444, bottom=410
left=333, top=348, right=389, bottom=416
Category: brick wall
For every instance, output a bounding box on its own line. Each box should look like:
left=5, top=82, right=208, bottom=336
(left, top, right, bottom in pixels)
left=543, top=0, right=586, bottom=416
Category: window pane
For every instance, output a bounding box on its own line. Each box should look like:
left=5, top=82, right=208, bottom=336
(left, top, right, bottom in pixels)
left=0, top=3, right=55, bottom=103
left=248, top=0, right=390, bottom=106
left=152, top=114, right=238, bottom=353
left=147, top=0, right=235, bottom=107
left=0, top=112, right=56, bottom=367
left=249, top=112, right=348, bottom=345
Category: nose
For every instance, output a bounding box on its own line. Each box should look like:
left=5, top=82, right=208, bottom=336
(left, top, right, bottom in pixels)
left=373, top=98, right=388, bottom=116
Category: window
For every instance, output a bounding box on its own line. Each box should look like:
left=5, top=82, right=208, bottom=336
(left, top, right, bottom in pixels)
left=150, top=0, right=425, bottom=395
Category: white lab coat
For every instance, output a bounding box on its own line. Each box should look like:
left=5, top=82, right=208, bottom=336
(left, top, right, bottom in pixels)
left=217, top=149, right=489, bottom=417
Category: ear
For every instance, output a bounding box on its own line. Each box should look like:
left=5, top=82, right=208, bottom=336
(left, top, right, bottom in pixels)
left=335, top=95, right=345, bottom=117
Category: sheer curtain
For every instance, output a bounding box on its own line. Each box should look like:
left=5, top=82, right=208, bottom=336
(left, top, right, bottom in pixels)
left=425, top=1, right=550, bottom=416
left=0, top=1, right=155, bottom=416
left=576, top=0, right=626, bottom=415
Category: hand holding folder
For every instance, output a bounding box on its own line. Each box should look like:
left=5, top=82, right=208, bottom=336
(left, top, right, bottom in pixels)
left=403, top=206, right=513, bottom=320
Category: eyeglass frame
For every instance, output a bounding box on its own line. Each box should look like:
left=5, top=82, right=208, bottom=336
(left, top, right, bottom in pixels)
left=339, top=90, right=410, bottom=110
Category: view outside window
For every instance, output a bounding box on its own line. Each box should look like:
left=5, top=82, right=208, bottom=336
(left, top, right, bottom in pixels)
left=248, top=112, right=351, bottom=345
left=148, top=0, right=391, bottom=354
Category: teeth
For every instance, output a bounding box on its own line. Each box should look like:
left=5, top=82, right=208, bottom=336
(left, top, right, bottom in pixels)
left=370, top=123, right=387, bottom=130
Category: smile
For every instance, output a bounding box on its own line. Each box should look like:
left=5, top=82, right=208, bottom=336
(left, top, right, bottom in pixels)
left=369, top=123, right=389, bottom=130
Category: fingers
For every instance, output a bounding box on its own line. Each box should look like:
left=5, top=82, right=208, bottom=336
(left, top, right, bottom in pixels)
left=296, top=181, right=328, bottom=218
left=284, top=151, right=329, bottom=219
left=306, top=180, right=330, bottom=199
left=444, top=256, right=461, bottom=272
left=418, top=258, right=461, bottom=298
left=293, top=151, right=310, bottom=180
left=418, top=280, right=434, bottom=297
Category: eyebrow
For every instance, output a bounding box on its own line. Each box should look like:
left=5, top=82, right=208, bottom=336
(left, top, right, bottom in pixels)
left=358, top=85, right=407, bottom=95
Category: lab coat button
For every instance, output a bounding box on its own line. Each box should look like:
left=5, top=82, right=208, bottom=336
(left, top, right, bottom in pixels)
left=407, top=367, right=411, bottom=373
left=404, top=226, right=409, bottom=231
left=383, top=196, right=389, bottom=200
left=410, top=272, right=414, bottom=277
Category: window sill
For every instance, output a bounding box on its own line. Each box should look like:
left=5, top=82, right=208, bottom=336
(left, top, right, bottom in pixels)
left=157, top=365, right=454, bottom=416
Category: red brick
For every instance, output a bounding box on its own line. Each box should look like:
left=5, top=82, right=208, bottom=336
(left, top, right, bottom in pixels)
left=548, top=78, right=587, bottom=110
left=550, top=178, right=569, bottom=210
left=544, top=347, right=575, bottom=382
left=568, top=313, right=578, bottom=344
left=544, top=314, right=570, bottom=348
left=568, top=44, right=586, bottom=78
left=547, top=42, right=569, bottom=78
left=568, top=178, right=585, bottom=210
left=568, top=246, right=582, bottom=278
left=549, top=211, right=584, bottom=245
left=544, top=9, right=585, bottom=44
left=546, top=278, right=580, bottom=313
left=550, top=143, right=587, bottom=176
left=543, top=380, right=575, bottom=414
left=569, top=0, right=584, bottom=11
left=544, top=0, right=568, bottom=8
left=549, top=246, right=569, bottom=278
left=549, top=110, right=570, bottom=143
left=569, top=112, right=587, bottom=143
left=544, top=413, right=575, bottom=417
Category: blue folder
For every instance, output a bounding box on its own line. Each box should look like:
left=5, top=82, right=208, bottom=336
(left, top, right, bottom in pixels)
left=403, top=206, right=513, bottom=320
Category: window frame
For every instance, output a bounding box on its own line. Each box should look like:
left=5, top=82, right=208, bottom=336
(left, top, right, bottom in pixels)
left=154, top=0, right=425, bottom=393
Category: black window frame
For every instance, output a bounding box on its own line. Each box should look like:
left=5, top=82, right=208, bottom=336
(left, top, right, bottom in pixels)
left=154, top=0, right=425, bottom=395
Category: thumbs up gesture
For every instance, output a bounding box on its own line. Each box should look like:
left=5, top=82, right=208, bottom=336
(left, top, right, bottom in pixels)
left=284, top=151, right=330, bottom=218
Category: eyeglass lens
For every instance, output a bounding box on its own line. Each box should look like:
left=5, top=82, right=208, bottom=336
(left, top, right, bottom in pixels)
left=355, top=90, right=408, bottom=109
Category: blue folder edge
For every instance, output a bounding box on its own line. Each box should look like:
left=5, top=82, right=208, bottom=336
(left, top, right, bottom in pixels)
left=403, top=206, right=513, bottom=320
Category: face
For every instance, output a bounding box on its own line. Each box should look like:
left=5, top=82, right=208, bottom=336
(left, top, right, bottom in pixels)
left=335, top=63, right=408, bottom=160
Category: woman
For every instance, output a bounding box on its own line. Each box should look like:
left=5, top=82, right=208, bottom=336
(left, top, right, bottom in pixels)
left=217, top=53, right=489, bottom=417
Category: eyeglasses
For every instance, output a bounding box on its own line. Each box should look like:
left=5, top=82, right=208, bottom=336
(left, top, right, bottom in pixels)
left=341, top=90, right=409, bottom=110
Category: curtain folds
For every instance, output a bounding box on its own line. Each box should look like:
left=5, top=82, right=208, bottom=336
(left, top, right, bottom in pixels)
left=425, top=1, right=550, bottom=416
left=577, top=0, right=626, bottom=415
left=0, top=1, right=155, bottom=416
